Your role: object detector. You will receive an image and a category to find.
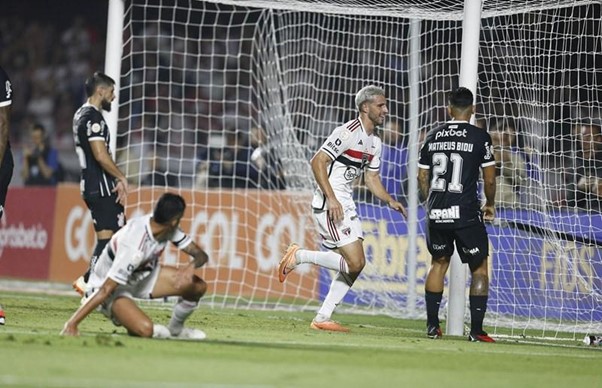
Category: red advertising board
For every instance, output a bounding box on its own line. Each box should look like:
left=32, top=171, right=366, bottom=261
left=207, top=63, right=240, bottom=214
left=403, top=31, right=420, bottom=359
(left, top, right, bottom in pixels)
left=0, top=187, right=56, bottom=279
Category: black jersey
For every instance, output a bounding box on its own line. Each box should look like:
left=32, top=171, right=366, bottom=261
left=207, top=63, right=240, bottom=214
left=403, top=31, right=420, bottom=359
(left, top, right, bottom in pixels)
left=0, top=66, right=13, bottom=156
left=418, top=120, right=495, bottom=229
left=73, top=103, right=116, bottom=198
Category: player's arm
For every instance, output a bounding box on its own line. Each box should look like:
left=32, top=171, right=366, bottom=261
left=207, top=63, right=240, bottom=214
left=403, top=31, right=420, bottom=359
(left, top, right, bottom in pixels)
left=417, top=167, right=430, bottom=202
left=181, top=241, right=209, bottom=268
left=60, top=277, right=119, bottom=336
left=0, top=105, right=9, bottom=168
left=364, top=170, right=407, bottom=217
left=310, top=150, right=343, bottom=222
left=90, top=140, right=129, bottom=204
left=481, top=164, right=496, bottom=221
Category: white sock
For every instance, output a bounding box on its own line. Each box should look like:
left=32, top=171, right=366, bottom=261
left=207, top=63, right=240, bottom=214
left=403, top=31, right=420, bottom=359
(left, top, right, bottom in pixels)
left=152, top=324, right=171, bottom=339
left=168, top=298, right=198, bottom=336
left=296, top=250, right=349, bottom=273
left=316, top=272, right=353, bottom=320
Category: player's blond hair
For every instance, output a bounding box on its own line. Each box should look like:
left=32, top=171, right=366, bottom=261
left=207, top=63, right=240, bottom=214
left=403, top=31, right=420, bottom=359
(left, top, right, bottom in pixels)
left=355, top=85, right=385, bottom=112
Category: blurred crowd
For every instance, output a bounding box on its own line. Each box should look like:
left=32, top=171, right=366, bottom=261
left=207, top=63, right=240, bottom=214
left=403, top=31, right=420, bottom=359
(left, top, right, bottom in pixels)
left=2, top=5, right=602, bottom=214
left=0, top=15, right=106, bottom=184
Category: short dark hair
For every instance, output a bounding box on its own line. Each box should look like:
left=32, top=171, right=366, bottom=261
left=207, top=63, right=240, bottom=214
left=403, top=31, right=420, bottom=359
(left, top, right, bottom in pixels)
left=84, top=72, right=116, bottom=97
left=448, top=87, right=474, bottom=108
left=153, top=193, right=186, bottom=224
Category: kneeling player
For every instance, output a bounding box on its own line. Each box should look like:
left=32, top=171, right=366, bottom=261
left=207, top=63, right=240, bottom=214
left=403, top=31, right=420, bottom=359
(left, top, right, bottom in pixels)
left=61, top=193, right=209, bottom=340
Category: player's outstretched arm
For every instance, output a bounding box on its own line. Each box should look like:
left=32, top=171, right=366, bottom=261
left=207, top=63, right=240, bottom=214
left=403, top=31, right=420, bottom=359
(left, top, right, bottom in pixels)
left=364, top=170, right=407, bottom=218
left=61, top=278, right=119, bottom=336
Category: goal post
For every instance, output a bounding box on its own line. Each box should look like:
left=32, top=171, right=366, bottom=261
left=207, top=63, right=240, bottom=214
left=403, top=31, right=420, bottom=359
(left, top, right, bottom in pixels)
left=107, top=0, right=602, bottom=339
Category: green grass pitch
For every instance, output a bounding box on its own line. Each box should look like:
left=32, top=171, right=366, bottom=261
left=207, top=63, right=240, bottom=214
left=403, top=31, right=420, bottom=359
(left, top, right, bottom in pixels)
left=0, top=291, right=599, bottom=388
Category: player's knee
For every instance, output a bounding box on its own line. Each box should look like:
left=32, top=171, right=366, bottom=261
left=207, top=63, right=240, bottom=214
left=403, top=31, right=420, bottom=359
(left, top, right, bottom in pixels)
left=348, top=259, right=365, bottom=274
left=194, top=276, right=207, bottom=295
left=129, top=319, right=154, bottom=338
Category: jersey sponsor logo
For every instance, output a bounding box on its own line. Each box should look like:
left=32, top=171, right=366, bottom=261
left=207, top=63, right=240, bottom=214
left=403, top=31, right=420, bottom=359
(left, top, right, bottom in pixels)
left=326, top=138, right=343, bottom=154
left=462, top=246, right=480, bottom=256
left=432, top=243, right=447, bottom=251
left=4, top=80, right=11, bottom=99
left=435, top=128, right=467, bottom=140
left=429, top=205, right=460, bottom=221
left=484, top=141, right=493, bottom=159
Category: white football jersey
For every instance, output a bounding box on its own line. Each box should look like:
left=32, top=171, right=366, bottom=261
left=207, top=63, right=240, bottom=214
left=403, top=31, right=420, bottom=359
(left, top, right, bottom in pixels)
left=312, top=118, right=382, bottom=211
left=89, top=214, right=192, bottom=288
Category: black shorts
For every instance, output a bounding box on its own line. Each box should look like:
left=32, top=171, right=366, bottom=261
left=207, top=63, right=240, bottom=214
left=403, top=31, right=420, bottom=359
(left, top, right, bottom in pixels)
left=0, top=152, right=14, bottom=219
left=426, top=223, right=489, bottom=269
left=84, top=194, right=126, bottom=232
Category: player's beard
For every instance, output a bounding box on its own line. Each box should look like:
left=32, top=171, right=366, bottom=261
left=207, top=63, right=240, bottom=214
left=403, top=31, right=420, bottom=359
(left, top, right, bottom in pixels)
left=101, top=99, right=112, bottom=112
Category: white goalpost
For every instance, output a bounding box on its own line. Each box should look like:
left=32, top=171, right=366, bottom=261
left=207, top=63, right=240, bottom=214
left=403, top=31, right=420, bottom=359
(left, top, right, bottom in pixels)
left=106, top=0, right=602, bottom=340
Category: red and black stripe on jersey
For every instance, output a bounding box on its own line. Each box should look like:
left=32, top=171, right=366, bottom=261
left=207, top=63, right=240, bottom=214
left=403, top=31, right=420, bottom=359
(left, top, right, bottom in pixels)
left=335, top=149, right=374, bottom=169
left=346, top=119, right=361, bottom=132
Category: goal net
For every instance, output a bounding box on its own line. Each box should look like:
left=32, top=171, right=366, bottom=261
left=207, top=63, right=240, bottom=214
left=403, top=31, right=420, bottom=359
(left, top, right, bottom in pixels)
left=115, top=0, right=602, bottom=338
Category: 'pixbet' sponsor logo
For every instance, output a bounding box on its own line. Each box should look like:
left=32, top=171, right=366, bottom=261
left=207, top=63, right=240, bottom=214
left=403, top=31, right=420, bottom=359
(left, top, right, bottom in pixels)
left=435, top=128, right=467, bottom=140
left=0, top=215, right=48, bottom=256
left=429, top=205, right=460, bottom=220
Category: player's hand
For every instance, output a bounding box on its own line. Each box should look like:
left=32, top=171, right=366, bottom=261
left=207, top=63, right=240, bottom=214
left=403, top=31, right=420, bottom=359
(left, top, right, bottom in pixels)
left=326, top=198, right=344, bottom=223
left=60, top=321, right=79, bottom=336
left=113, top=178, right=129, bottom=205
left=481, top=204, right=495, bottom=222
left=389, top=200, right=407, bottom=219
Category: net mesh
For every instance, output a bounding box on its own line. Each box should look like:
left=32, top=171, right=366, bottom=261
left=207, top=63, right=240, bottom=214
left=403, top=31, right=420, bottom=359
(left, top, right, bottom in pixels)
left=116, top=0, right=602, bottom=338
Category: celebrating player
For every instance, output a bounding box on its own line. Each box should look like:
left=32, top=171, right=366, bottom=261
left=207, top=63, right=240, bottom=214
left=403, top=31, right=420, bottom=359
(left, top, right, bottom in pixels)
left=417, top=87, right=496, bottom=342
left=278, top=85, right=407, bottom=332
left=61, top=193, right=209, bottom=340
left=72, top=72, right=129, bottom=296
left=0, top=65, right=14, bottom=325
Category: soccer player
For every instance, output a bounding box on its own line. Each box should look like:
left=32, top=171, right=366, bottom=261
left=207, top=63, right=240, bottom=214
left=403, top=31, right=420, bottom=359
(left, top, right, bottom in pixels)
left=72, top=72, right=129, bottom=296
left=278, top=85, right=407, bottom=332
left=417, top=87, right=496, bottom=342
left=0, top=65, right=14, bottom=325
left=61, top=193, right=209, bottom=340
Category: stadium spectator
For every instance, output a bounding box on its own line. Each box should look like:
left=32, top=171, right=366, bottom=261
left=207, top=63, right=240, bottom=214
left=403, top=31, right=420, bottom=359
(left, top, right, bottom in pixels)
left=566, top=121, right=602, bottom=212
left=21, top=123, right=61, bottom=185
left=278, top=86, right=407, bottom=332
left=489, top=121, right=528, bottom=208
left=71, top=72, right=129, bottom=297
left=0, top=65, right=15, bottom=326
left=61, top=193, right=209, bottom=340
left=249, top=126, right=286, bottom=190
left=204, top=131, right=258, bottom=189
left=417, top=87, right=496, bottom=342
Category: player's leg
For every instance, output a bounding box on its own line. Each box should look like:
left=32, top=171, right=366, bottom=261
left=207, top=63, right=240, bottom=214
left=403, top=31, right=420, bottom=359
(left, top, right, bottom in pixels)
left=75, top=196, right=126, bottom=295
left=456, top=224, right=494, bottom=342
left=310, top=239, right=365, bottom=332
left=309, top=212, right=366, bottom=332
left=150, top=265, right=208, bottom=338
left=424, top=227, right=454, bottom=338
left=0, top=153, right=13, bottom=325
left=110, top=296, right=156, bottom=337
left=278, top=210, right=351, bottom=282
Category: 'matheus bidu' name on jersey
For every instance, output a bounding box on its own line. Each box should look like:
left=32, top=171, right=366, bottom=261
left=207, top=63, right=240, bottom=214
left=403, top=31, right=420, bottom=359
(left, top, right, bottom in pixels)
left=312, top=118, right=382, bottom=211
left=418, top=120, right=495, bottom=228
